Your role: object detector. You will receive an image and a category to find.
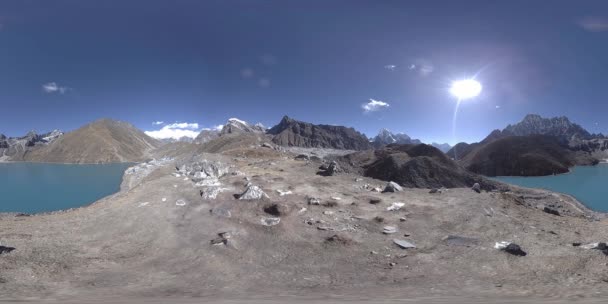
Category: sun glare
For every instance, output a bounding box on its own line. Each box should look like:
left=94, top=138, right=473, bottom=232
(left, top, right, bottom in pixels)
left=449, top=79, right=482, bottom=100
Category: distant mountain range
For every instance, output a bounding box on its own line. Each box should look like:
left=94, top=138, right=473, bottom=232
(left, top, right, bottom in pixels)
left=2, top=113, right=603, bottom=176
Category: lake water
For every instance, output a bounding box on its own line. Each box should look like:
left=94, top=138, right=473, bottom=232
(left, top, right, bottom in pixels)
left=0, top=162, right=132, bottom=214
left=495, top=163, right=608, bottom=212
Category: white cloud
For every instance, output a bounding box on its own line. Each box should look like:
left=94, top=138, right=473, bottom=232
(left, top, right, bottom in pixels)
left=42, top=82, right=71, bottom=94
left=578, top=17, right=608, bottom=32
left=145, top=122, right=200, bottom=140
left=164, top=122, right=199, bottom=129
left=152, top=121, right=164, bottom=125
left=384, top=64, right=397, bottom=71
left=362, top=99, right=390, bottom=113
left=202, top=124, right=224, bottom=131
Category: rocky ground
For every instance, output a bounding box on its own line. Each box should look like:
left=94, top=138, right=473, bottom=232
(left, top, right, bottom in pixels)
left=2, top=144, right=608, bottom=303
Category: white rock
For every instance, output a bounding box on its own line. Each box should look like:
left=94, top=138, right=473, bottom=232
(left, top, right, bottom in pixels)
left=176, top=199, right=187, bottom=206
left=260, top=217, right=281, bottom=226
left=277, top=190, right=293, bottom=196
left=162, top=198, right=167, bottom=202
left=494, top=241, right=511, bottom=250
left=238, top=185, right=269, bottom=200
left=387, top=202, right=405, bottom=211
left=138, top=202, right=150, bottom=207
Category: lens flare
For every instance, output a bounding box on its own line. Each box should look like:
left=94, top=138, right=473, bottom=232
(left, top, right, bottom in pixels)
left=449, top=79, right=482, bottom=100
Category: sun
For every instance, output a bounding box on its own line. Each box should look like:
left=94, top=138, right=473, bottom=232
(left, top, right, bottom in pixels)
left=450, top=79, right=482, bottom=100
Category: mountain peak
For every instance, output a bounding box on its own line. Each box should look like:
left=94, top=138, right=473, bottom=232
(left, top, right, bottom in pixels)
left=504, top=114, right=591, bottom=141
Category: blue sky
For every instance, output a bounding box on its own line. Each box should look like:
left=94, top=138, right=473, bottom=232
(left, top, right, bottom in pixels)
left=1, top=1, right=608, bottom=144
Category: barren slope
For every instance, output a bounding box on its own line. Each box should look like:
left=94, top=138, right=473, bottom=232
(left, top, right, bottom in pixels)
left=24, top=119, right=161, bottom=164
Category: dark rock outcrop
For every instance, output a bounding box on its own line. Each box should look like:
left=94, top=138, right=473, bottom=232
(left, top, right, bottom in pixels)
left=463, top=135, right=598, bottom=177
left=268, top=116, right=371, bottom=150
left=335, top=144, right=501, bottom=190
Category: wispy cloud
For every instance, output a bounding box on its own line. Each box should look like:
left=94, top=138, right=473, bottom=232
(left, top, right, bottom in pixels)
left=152, top=121, right=164, bottom=125
left=409, top=59, right=434, bottom=76
left=362, top=99, right=390, bottom=113
left=578, top=16, right=608, bottom=32
left=384, top=64, right=397, bottom=71
left=145, top=122, right=200, bottom=140
left=42, top=82, right=71, bottom=94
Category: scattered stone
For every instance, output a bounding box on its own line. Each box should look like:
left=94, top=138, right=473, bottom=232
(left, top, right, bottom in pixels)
left=323, top=211, right=334, bottom=216
left=399, top=217, right=407, bottom=222
left=543, top=206, right=560, bottom=216
left=294, top=154, right=310, bottom=160
left=317, top=226, right=332, bottom=231
left=494, top=241, right=527, bottom=256
left=330, top=196, right=342, bottom=200
left=161, top=198, right=167, bottom=202
left=572, top=242, right=582, bottom=247
left=472, top=183, right=481, bottom=193
left=260, top=217, right=281, bottom=226
left=355, top=178, right=363, bottom=182
left=297, top=207, right=307, bottom=214
left=175, top=199, right=187, bottom=206
left=389, top=262, right=396, bottom=267
left=322, top=201, right=338, bottom=208
left=374, top=216, right=385, bottom=223
left=201, top=187, right=226, bottom=200
left=371, top=187, right=383, bottom=192
left=325, top=234, right=353, bottom=246
left=238, top=185, right=269, bottom=200
left=261, top=142, right=273, bottom=148
left=383, top=181, right=403, bottom=193
left=210, top=208, right=232, bottom=218
left=383, top=226, right=398, bottom=234
left=308, top=197, right=321, bottom=205
left=210, top=232, right=232, bottom=246
left=386, top=202, right=405, bottom=211
left=581, top=242, right=607, bottom=250
left=276, top=190, right=292, bottom=196
left=393, top=239, right=416, bottom=249
left=138, top=202, right=150, bottom=207
left=305, top=218, right=315, bottom=225
left=443, top=235, right=480, bottom=247
left=0, top=246, right=15, bottom=255
left=429, top=188, right=440, bottom=194
left=369, top=198, right=382, bottom=205
left=370, top=251, right=378, bottom=255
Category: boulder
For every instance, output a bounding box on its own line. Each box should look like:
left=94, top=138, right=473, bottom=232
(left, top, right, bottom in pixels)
left=295, top=154, right=310, bottom=161
left=0, top=246, right=15, bottom=255
left=308, top=197, right=321, bottom=205
left=326, top=161, right=340, bottom=175
left=393, top=239, right=416, bottom=249
left=238, top=185, right=269, bottom=200
left=494, top=241, right=527, bottom=256
left=472, top=183, right=481, bottom=193
left=383, top=226, right=398, bottom=234
left=543, top=206, right=560, bottom=216
left=383, top=181, right=403, bottom=193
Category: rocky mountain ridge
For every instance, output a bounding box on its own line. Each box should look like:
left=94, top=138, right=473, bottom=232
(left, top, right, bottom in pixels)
left=268, top=116, right=372, bottom=150
left=371, top=128, right=421, bottom=148
left=0, top=130, right=64, bottom=161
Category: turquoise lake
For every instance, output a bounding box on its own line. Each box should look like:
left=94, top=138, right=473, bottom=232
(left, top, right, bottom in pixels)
left=495, top=163, right=608, bottom=212
left=0, top=162, right=132, bottom=214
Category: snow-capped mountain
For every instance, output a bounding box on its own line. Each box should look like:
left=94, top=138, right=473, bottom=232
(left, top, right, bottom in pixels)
left=220, top=118, right=266, bottom=135
left=502, top=114, right=592, bottom=141
left=372, top=128, right=421, bottom=148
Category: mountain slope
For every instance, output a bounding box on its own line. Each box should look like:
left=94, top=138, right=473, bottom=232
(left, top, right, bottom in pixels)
left=335, top=144, right=500, bottom=189
left=462, top=135, right=598, bottom=176
left=0, top=130, right=63, bottom=161
left=268, top=116, right=371, bottom=150
left=220, top=118, right=265, bottom=135
left=25, top=119, right=161, bottom=163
